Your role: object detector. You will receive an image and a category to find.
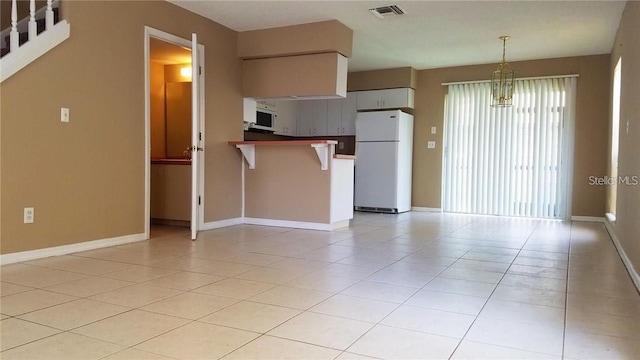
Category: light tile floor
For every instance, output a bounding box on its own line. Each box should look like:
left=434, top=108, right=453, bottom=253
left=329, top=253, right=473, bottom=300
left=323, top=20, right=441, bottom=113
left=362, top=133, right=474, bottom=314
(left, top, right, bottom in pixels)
left=2, top=212, right=640, bottom=359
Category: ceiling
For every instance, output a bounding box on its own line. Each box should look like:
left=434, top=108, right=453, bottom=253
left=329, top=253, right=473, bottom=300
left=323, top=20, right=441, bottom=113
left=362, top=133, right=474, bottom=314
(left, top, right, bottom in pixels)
left=167, top=0, right=626, bottom=72
left=150, top=37, right=192, bottom=65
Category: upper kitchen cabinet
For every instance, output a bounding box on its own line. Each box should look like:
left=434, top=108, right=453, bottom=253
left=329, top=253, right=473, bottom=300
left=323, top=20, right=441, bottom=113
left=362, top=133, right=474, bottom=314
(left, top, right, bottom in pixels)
left=297, top=100, right=328, bottom=136
left=273, top=101, right=298, bottom=136
left=327, top=92, right=357, bottom=136
left=356, top=88, right=415, bottom=110
left=239, top=20, right=353, bottom=100
left=243, top=53, right=348, bottom=100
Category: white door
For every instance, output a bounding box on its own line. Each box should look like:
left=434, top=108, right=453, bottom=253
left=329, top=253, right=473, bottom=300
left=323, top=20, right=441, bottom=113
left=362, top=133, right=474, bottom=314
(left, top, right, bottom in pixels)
left=327, top=99, right=342, bottom=135
left=190, top=33, right=201, bottom=240
left=354, top=142, right=399, bottom=209
left=356, top=90, right=382, bottom=110
left=312, top=99, right=328, bottom=135
left=297, top=101, right=313, bottom=136
left=356, top=111, right=400, bottom=142
left=380, top=88, right=410, bottom=109
left=341, top=92, right=357, bottom=135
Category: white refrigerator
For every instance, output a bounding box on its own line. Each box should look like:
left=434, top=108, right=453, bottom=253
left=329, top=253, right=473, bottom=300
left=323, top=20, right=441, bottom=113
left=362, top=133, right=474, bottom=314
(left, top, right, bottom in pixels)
left=354, top=110, right=414, bottom=213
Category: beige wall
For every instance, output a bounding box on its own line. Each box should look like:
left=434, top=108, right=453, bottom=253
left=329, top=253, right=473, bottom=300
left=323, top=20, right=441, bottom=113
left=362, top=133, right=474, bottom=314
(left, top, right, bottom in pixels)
left=238, top=20, right=352, bottom=59
left=348, top=67, right=417, bottom=91
left=164, top=63, right=191, bottom=83
left=0, top=1, right=243, bottom=254
left=608, top=1, right=640, bottom=277
left=413, top=55, right=611, bottom=217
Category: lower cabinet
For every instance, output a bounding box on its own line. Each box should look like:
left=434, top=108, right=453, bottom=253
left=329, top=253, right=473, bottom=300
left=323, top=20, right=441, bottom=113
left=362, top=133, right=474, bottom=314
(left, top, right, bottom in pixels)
left=150, top=163, right=191, bottom=222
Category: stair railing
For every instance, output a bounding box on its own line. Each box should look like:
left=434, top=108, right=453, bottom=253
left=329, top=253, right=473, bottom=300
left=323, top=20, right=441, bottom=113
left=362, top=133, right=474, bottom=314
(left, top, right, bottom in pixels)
left=0, top=0, right=69, bottom=82
left=2, top=0, right=58, bottom=52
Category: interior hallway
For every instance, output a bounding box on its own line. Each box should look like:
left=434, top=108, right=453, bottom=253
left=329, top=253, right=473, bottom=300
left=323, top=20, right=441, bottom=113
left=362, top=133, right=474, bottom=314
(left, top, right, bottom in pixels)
left=1, top=212, right=639, bottom=359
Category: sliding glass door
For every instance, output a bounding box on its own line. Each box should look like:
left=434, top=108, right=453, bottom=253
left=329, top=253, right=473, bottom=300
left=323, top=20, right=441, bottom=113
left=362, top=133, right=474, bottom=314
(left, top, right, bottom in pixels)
left=442, top=77, right=576, bottom=219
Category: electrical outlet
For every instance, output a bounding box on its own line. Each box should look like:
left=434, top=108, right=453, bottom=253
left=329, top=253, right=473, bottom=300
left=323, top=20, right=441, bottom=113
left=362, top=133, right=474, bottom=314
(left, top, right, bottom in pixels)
left=431, top=126, right=437, bottom=134
left=61, top=107, right=69, bottom=123
left=24, top=207, right=34, bottom=223
left=339, top=142, right=344, bottom=150
left=427, top=141, right=436, bottom=149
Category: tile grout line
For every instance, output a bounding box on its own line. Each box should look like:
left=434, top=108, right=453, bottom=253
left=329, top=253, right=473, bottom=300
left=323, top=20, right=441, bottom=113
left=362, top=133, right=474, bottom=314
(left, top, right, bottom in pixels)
left=447, top=219, right=550, bottom=359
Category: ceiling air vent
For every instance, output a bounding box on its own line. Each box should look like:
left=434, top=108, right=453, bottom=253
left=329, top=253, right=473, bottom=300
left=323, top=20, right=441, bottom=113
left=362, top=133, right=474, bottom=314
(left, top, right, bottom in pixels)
left=369, top=5, right=406, bottom=19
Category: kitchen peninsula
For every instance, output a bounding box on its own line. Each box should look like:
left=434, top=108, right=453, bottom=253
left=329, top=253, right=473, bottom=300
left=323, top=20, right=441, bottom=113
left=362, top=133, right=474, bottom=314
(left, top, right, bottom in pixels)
left=229, top=140, right=355, bottom=230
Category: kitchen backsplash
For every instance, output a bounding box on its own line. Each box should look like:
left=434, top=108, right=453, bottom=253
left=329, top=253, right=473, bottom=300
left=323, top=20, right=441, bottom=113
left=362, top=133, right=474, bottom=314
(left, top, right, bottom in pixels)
left=243, top=131, right=355, bottom=155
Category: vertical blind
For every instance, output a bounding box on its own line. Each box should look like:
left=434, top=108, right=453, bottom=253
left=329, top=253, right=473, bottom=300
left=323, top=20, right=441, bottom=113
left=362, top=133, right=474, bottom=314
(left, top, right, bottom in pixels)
left=443, top=77, right=576, bottom=219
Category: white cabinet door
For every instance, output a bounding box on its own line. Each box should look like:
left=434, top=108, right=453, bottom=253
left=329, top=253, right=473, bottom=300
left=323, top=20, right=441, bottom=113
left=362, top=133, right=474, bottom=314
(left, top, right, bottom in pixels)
left=380, top=88, right=414, bottom=109
left=356, top=88, right=415, bottom=110
left=243, top=98, right=256, bottom=124
left=327, top=99, right=343, bottom=136
left=312, top=100, right=328, bottom=136
left=273, top=100, right=298, bottom=136
left=297, top=101, right=314, bottom=136
left=356, top=90, right=382, bottom=110
left=341, top=92, right=357, bottom=135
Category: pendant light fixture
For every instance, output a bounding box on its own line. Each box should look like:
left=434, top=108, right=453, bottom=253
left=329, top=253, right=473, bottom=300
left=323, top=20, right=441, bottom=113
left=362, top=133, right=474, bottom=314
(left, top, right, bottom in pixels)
left=491, top=35, right=515, bottom=107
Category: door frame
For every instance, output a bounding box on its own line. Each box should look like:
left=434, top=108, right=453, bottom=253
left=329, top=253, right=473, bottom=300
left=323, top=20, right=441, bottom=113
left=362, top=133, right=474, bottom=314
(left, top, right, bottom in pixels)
left=143, top=26, right=205, bottom=239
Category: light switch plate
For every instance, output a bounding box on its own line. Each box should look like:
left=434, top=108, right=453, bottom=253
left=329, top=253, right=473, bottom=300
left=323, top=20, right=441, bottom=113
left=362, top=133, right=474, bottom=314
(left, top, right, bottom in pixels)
left=61, top=107, right=69, bottom=123
left=431, top=126, right=437, bottom=134
left=427, top=141, right=436, bottom=149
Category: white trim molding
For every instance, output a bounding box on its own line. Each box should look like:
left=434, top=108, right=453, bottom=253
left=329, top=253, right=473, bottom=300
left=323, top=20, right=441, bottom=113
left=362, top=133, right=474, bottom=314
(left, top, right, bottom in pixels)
left=571, top=216, right=606, bottom=223
left=244, top=217, right=349, bottom=231
left=411, top=207, right=442, bottom=213
left=604, top=219, right=640, bottom=292
left=0, top=232, right=146, bottom=265
left=0, top=20, right=70, bottom=83
left=201, top=217, right=244, bottom=231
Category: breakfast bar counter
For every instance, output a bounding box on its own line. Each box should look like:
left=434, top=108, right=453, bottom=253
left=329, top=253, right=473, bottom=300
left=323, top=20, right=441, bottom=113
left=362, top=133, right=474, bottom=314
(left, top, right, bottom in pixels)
left=229, top=140, right=354, bottom=230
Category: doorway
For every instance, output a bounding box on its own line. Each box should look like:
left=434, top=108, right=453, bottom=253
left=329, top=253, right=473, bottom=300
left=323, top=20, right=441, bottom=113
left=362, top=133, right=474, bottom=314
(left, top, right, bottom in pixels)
left=144, top=27, right=205, bottom=240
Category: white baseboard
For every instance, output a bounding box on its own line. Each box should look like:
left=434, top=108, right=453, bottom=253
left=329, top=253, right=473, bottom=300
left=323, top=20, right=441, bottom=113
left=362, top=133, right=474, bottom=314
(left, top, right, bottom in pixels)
left=201, top=217, right=244, bottom=231
left=604, top=219, right=640, bottom=292
left=571, top=216, right=606, bottom=223
left=243, top=217, right=349, bottom=231
left=0, top=232, right=146, bottom=265
left=1, top=20, right=70, bottom=83
left=0, top=215, right=349, bottom=264
left=411, top=207, right=442, bottom=213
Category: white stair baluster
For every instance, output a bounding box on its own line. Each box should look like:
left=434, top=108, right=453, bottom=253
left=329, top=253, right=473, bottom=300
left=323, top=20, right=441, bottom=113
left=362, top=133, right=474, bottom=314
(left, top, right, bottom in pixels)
left=10, top=0, right=19, bottom=52
left=46, top=0, right=54, bottom=30
left=29, top=0, right=37, bottom=41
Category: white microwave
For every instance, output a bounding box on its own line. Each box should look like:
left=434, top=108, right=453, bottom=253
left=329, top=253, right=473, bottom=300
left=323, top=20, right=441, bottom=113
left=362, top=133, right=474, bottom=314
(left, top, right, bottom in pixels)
left=250, top=103, right=277, bottom=132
